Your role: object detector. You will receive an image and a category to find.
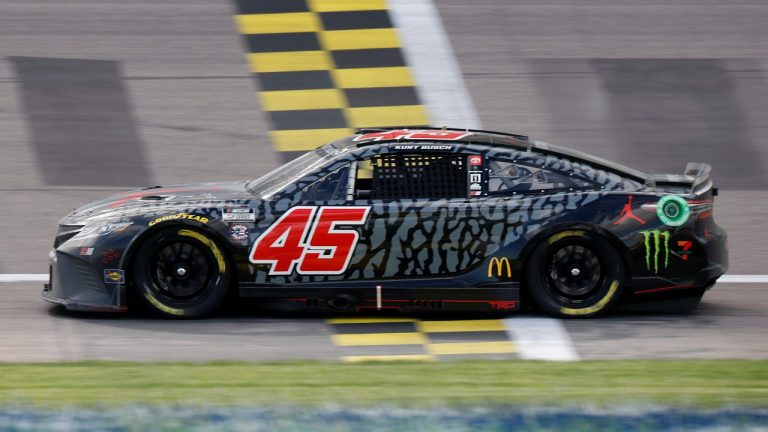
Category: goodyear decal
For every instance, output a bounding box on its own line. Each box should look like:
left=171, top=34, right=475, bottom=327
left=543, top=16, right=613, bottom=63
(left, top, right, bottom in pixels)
left=641, top=230, right=670, bottom=274
left=232, top=0, right=429, bottom=160
left=148, top=213, right=209, bottom=227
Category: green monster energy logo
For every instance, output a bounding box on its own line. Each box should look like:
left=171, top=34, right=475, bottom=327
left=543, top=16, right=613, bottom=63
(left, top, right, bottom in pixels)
left=641, top=230, right=670, bottom=274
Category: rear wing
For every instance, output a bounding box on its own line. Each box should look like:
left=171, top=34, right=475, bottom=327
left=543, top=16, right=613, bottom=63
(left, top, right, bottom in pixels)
left=684, top=162, right=713, bottom=195
left=650, top=162, right=715, bottom=196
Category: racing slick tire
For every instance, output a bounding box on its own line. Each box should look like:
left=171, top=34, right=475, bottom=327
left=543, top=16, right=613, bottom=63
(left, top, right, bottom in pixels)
left=527, top=230, right=624, bottom=318
left=132, top=226, right=230, bottom=318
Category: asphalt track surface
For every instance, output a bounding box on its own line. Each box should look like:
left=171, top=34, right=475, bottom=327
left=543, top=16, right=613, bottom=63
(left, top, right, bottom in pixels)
left=0, top=0, right=767, bottom=362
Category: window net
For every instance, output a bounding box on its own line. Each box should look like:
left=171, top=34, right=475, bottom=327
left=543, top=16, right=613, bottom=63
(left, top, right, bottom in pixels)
left=369, top=153, right=467, bottom=199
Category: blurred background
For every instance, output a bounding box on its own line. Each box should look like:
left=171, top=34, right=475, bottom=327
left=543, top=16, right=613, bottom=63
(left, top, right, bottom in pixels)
left=0, top=0, right=766, bottom=362
left=1, top=0, right=767, bottom=273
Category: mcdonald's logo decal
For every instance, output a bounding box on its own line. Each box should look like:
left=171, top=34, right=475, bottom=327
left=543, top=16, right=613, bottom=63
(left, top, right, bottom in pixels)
left=487, top=257, right=512, bottom=278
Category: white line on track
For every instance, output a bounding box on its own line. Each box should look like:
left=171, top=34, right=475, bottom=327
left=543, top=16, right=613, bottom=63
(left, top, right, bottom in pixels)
left=0, top=274, right=48, bottom=282
left=3, top=274, right=767, bottom=283
left=719, top=275, right=768, bottom=283
left=389, top=0, right=482, bottom=129
left=503, top=317, right=580, bottom=361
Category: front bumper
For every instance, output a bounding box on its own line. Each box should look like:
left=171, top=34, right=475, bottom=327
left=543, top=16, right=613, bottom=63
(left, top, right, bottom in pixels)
left=42, top=248, right=127, bottom=312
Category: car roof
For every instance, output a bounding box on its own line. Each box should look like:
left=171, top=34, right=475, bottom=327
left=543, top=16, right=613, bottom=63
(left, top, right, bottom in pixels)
left=336, top=127, right=652, bottom=185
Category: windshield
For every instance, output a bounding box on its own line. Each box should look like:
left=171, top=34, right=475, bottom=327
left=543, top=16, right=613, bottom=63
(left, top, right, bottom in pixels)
left=246, top=142, right=348, bottom=198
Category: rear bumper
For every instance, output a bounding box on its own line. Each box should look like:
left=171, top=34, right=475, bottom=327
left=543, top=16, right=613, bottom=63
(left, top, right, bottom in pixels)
left=630, top=226, right=727, bottom=297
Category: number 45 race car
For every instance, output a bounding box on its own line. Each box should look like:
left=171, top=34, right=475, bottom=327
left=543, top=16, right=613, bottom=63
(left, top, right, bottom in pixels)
left=44, top=127, right=727, bottom=318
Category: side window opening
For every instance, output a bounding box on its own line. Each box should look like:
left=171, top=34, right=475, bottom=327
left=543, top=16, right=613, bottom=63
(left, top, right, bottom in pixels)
left=300, top=164, right=350, bottom=202
left=355, top=153, right=467, bottom=200
left=488, top=159, right=594, bottom=195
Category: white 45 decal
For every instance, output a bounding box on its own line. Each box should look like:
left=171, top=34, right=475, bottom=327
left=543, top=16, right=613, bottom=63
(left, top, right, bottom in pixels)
left=249, top=206, right=371, bottom=275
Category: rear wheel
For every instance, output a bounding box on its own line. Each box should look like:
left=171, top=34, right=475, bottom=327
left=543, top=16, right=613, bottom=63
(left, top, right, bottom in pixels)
left=527, top=230, right=624, bottom=318
left=132, top=227, right=230, bottom=318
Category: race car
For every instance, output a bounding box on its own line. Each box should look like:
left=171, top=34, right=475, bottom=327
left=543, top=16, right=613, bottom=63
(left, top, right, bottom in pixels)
left=43, top=127, right=728, bottom=318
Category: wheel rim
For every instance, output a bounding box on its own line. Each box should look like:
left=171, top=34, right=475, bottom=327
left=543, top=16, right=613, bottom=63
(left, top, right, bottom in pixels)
left=150, top=239, right=211, bottom=300
left=545, top=243, right=603, bottom=302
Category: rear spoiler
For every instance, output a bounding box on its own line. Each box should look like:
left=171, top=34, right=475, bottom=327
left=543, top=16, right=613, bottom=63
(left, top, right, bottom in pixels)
left=650, top=162, right=715, bottom=196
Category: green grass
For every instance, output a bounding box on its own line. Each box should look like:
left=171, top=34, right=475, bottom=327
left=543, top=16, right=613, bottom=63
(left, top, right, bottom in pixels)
left=0, top=360, right=766, bottom=408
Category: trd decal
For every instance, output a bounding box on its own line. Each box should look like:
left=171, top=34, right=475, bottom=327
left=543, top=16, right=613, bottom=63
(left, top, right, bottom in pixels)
left=640, top=230, right=670, bottom=274
left=249, top=206, right=371, bottom=276
left=489, top=301, right=518, bottom=310
left=677, top=240, right=693, bottom=260
left=353, top=129, right=471, bottom=142
left=613, top=195, right=646, bottom=225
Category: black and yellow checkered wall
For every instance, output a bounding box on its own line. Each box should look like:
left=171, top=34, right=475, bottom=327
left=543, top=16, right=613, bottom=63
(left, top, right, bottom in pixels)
left=233, top=0, right=429, bottom=160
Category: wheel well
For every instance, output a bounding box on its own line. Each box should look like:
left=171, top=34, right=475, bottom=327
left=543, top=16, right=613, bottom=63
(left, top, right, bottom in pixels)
left=123, top=222, right=238, bottom=302
left=518, top=224, right=633, bottom=296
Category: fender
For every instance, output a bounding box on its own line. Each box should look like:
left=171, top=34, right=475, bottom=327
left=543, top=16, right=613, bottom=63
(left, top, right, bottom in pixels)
left=122, top=221, right=237, bottom=304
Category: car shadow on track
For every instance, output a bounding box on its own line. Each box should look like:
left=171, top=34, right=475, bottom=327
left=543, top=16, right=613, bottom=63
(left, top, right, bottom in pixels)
left=45, top=296, right=707, bottom=322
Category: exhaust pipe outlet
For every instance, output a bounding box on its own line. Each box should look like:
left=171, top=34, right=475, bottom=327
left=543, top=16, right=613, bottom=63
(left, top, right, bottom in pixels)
left=327, top=295, right=357, bottom=311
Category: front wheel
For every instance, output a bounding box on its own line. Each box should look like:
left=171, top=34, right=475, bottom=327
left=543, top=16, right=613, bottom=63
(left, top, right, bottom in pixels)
left=132, top=227, right=230, bottom=318
left=527, top=230, right=624, bottom=318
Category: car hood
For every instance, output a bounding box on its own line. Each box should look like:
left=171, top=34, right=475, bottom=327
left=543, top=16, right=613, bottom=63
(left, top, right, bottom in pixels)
left=61, top=181, right=255, bottom=224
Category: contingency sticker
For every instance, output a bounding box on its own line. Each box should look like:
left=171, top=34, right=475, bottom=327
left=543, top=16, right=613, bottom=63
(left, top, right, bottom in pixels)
left=103, top=269, right=125, bottom=284
left=467, top=155, right=484, bottom=197
left=656, top=195, right=690, bottom=227
left=229, top=224, right=250, bottom=241
left=222, top=208, right=256, bottom=222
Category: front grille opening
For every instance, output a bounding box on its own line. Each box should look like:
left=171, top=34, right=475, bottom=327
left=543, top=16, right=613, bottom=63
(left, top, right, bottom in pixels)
left=54, top=225, right=84, bottom=248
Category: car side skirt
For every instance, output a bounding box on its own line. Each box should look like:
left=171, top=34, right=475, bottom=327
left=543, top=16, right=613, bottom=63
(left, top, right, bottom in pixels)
left=239, top=283, right=520, bottom=313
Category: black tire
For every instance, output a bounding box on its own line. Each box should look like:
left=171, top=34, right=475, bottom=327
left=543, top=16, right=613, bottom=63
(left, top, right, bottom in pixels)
left=527, top=230, right=624, bottom=318
left=132, top=226, right=230, bottom=318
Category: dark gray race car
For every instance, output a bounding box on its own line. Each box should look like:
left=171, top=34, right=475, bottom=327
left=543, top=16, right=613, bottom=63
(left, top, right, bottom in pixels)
left=44, top=127, right=728, bottom=318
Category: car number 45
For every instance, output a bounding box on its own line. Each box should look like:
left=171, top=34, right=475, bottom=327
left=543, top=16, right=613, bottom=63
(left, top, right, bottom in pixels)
left=249, top=206, right=371, bottom=276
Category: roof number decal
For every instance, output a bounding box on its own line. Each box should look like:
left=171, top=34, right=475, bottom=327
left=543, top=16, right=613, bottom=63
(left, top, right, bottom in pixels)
left=353, top=129, right=471, bottom=142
